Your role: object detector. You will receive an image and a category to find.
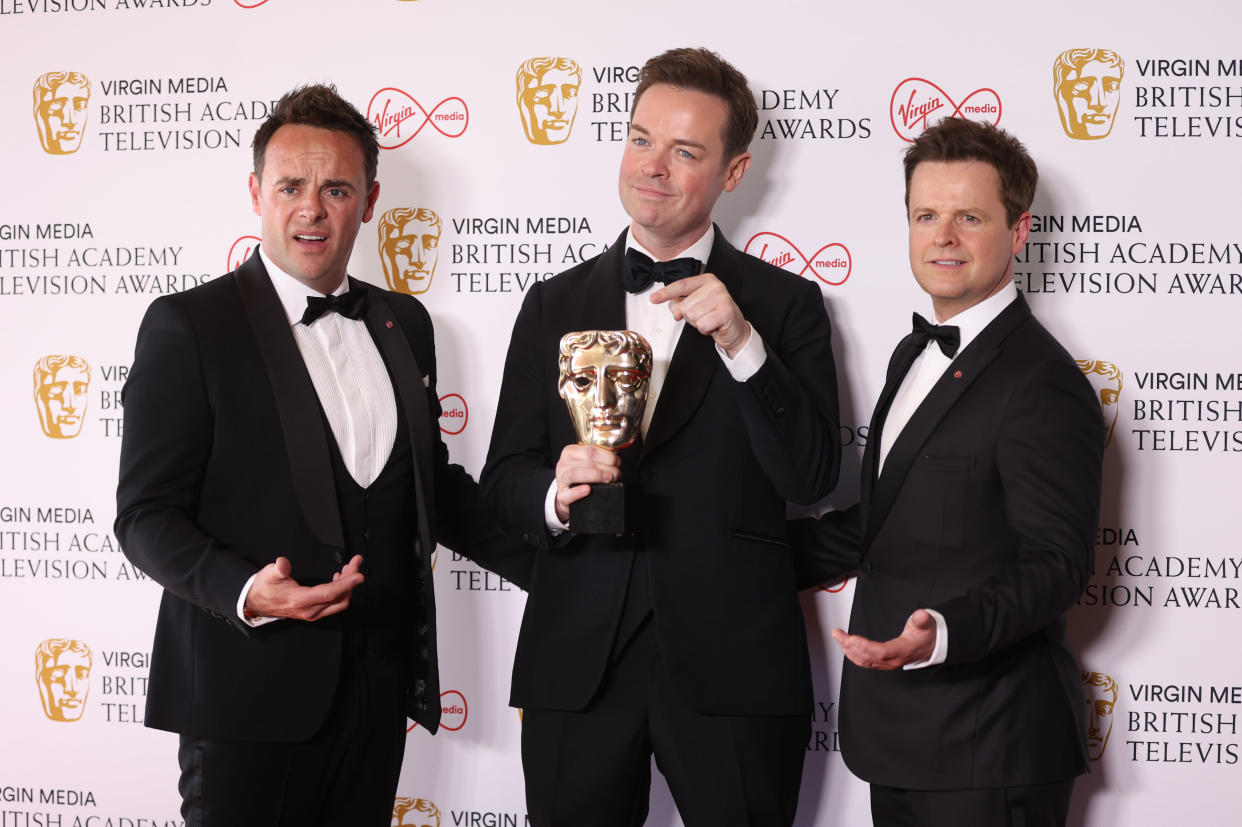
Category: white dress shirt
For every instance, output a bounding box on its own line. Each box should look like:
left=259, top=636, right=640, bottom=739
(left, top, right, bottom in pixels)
left=880, top=281, right=1019, bottom=668
left=238, top=248, right=399, bottom=624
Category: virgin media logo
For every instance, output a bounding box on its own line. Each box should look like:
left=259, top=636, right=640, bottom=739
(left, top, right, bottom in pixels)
left=439, top=393, right=468, bottom=436
left=234, top=0, right=270, bottom=7
left=227, top=235, right=260, bottom=272
left=889, top=78, right=1002, bottom=142
left=407, top=689, right=468, bottom=732
left=744, top=232, right=852, bottom=286
left=367, top=88, right=469, bottom=149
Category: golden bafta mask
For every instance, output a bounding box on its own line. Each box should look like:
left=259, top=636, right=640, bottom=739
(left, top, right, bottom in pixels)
left=34, top=71, right=90, bottom=155
left=1054, top=49, right=1124, bottom=140
left=516, top=57, right=582, bottom=145
left=34, top=355, right=91, bottom=439
left=558, top=330, right=652, bottom=451
left=379, top=207, right=441, bottom=295
left=36, top=639, right=92, bottom=722
left=1081, top=670, right=1118, bottom=761
left=1076, top=359, right=1123, bottom=447
left=558, top=330, right=652, bottom=534
left=392, top=797, right=440, bottom=827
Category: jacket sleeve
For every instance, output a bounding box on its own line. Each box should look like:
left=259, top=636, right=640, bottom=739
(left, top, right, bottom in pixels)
left=113, top=297, right=258, bottom=632
left=934, top=358, right=1104, bottom=665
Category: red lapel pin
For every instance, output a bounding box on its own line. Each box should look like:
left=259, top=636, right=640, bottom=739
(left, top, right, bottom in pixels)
left=386, top=320, right=394, bottom=329
left=953, top=370, right=963, bottom=379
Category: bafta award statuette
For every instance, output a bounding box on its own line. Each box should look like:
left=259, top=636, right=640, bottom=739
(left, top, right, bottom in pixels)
left=558, top=330, right=653, bottom=535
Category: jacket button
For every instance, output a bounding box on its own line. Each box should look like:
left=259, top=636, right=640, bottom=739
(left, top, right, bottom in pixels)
left=332, top=551, right=345, bottom=564
left=860, top=560, right=874, bottom=575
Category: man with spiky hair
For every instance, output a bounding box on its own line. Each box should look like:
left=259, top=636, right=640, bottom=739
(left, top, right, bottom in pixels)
left=798, top=117, right=1104, bottom=827
left=484, top=48, right=840, bottom=825
left=116, top=83, right=527, bottom=826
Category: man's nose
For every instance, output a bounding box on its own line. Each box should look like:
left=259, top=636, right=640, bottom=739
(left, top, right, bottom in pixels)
left=297, top=191, right=327, bottom=219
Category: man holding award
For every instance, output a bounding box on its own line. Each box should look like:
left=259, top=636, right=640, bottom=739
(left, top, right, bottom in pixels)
left=481, top=47, right=840, bottom=826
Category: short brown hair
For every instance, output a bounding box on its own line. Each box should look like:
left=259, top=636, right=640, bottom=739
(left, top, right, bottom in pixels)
left=252, top=84, right=379, bottom=186
left=632, top=47, right=757, bottom=161
left=903, top=118, right=1037, bottom=227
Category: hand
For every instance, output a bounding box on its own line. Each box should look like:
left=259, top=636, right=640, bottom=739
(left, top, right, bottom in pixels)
left=831, top=609, right=937, bottom=670
left=244, top=555, right=365, bottom=622
left=650, top=273, right=752, bottom=357
left=554, top=444, right=621, bottom=523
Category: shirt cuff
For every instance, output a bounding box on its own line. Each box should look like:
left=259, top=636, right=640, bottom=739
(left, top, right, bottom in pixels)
left=718, top=325, right=766, bottom=381
left=544, top=479, right=569, bottom=534
left=237, top=573, right=279, bottom=628
left=901, top=608, right=947, bottom=670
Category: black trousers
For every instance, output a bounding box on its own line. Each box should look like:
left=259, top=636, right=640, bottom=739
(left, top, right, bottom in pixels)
left=177, top=653, right=408, bottom=827
left=521, top=619, right=810, bottom=827
left=870, top=779, right=1075, bottom=827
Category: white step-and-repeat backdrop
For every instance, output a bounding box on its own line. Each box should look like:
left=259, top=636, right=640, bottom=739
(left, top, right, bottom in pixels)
left=4, top=0, right=1238, bottom=824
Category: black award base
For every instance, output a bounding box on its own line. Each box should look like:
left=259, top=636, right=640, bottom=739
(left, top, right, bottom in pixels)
left=568, top=482, right=626, bottom=535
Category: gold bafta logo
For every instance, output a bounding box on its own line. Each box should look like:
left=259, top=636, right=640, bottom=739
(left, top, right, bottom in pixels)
left=379, top=208, right=441, bottom=295
left=1076, top=360, right=1122, bottom=447
left=1053, top=50, right=1124, bottom=140
left=36, top=639, right=92, bottom=722
left=34, top=72, right=91, bottom=155
left=392, top=797, right=440, bottom=827
left=1081, top=670, right=1117, bottom=760
left=34, top=355, right=91, bottom=439
left=516, top=57, right=582, bottom=145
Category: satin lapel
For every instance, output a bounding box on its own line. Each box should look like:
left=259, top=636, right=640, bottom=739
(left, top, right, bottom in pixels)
left=235, top=254, right=344, bottom=549
left=861, top=330, right=925, bottom=517
left=361, top=285, right=437, bottom=551
left=864, top=296, right=1031, bottom=547
left=579, top=228, right=628, bottom=332
left=641, top=230, right=735, bottom=458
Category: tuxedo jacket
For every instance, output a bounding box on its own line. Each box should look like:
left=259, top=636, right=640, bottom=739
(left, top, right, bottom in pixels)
left=115, top=253, right=530, bottom=742
left=480, top=227, right=840, bottom=716
left=797, top=294, right=1104, bottom=790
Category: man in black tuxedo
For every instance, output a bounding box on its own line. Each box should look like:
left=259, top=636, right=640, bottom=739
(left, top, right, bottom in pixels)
left=114, top=84, right=528, bottom=826
left=481, top=48, right=840, bottom=826
left=797, top=118, right=1104, bottom=826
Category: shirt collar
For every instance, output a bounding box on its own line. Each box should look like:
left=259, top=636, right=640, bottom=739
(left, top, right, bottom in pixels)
left=934, top=281, right=1017, bottom=355
left=625, top=224, right=715, bottom=267
left=258, top=245, right=350, bottom=327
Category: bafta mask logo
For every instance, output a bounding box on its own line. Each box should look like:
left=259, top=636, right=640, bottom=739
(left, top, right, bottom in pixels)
left=379, top=208, right=441, bottom=295
left=1076, top=360, right=1122, bottom=447
left=558, top=330, right=653, bottom=451
left=1054, top=49, right=1125, bottom=140
left=34, top=355, right=91, bottom=439
left=516, top=57, right=582, bottom=145
left=1082, top=670, right=1118, bottom=760
left=392, top=798, right=440, bottom=827
left=36, top=639, right=92, bottom=722
left=34, top=72, right=91, bottom=155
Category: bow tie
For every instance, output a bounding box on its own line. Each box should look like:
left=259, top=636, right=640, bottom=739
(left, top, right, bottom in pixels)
left=302, top=287, right=369, bottom=326
left=910, top=313, right=960, bottom=358
left=621, top=248, right=701, bottom=293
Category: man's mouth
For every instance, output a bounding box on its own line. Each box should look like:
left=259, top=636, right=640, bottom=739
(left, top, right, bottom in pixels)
left=295, top=234, right=327, bottom=244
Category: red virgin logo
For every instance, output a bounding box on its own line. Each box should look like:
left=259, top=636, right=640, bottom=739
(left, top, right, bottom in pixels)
left=889, top=78, right=1002, bottom=142
left=367, top=88, right=469, bottom=149
left=744, top=232, right=852, bottom=286
left=407, top=689, right=468, bottom=732
left=227, top=235, right=261, bottom=272
left=439, top=393, right=468, bottom=435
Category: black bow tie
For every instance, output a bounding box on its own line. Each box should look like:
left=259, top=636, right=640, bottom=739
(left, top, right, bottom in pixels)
left=622, top=248, right=701, bottom=293
left=302, top=287, right=368, bottom=326
left=911, top=313, right=961, bottom=358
